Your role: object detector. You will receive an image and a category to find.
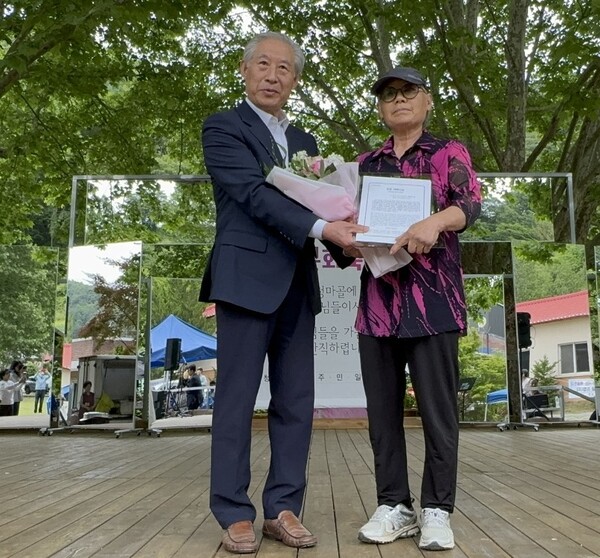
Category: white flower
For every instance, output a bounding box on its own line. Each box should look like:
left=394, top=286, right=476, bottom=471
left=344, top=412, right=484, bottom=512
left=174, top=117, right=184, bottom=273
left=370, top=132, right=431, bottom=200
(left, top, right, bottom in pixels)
left=289, top=151, right=346, bottom=179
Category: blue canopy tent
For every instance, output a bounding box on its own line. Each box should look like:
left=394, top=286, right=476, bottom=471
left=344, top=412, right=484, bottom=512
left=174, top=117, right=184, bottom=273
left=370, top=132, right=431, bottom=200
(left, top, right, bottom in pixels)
left=150, top=314, right=217, bottom=368
left=486, top=388, right=508, bottom=404
left=484, top=388, right=508, bottom=421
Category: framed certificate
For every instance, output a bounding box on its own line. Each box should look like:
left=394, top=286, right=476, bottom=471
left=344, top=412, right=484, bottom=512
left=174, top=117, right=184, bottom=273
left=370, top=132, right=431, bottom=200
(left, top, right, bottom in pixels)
left=355, top=175, right=432, bottom=245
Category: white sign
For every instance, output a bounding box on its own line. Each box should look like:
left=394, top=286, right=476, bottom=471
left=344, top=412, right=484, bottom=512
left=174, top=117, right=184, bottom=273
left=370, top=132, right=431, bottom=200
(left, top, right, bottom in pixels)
left=567, top=378, right=595, bottom=399
left=256, top=246, right=366, bottom=409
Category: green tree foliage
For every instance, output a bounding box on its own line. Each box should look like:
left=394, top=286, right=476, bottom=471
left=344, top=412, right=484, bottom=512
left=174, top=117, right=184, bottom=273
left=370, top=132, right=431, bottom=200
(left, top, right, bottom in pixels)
left=2, top=2, right=600, bottom=377
left=464, top=188, right=554, bottom=242
left=464, top=276, right=503, bottom=324
left=1, top=2, right=218, bottom=245
left=458, top=329, right=507, bottom=421
left=65, top=280, right=99, bottom=339
left=80, top=179, right=215, bottom=247
left=141, top=243, right=212, bottom=287
left=2, top=1, right=599, bottom=248
left=76, top=255, right=140, bottom=352
left=0, top=246, right=58, bottom=364
left=530, top=356, right=557, bottom=386
left=210, top=0, right=600, bottom=244
left=150, top=277, right=216, bottom=336
left=513, top=243, right=588, bottom=302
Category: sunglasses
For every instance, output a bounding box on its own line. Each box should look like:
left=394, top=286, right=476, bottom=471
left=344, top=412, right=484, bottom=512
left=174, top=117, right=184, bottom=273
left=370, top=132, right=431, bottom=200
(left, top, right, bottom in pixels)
left=379, top=83, right=424, bottom=103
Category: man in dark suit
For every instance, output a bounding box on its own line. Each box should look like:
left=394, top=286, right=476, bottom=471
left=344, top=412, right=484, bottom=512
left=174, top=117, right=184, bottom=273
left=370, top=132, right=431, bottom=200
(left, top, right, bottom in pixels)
left=200, top=31, right=366, bottom=554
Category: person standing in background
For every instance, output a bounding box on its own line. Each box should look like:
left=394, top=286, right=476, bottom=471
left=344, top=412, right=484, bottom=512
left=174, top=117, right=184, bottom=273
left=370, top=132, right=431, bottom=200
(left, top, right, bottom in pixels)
left=32, top=366, right=51, bottom=413
left=197, top=368, right=209, bottom=408
left=0, top=368, right=26, bottom=416
left=186, top=365, right=201, bottom=411
left=9, top=360, right=25, bottom=416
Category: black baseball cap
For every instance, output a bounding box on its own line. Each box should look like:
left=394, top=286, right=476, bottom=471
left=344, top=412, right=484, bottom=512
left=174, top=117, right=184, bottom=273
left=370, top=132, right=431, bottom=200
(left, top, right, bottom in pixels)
left=371, top=67, right=428, bottom=95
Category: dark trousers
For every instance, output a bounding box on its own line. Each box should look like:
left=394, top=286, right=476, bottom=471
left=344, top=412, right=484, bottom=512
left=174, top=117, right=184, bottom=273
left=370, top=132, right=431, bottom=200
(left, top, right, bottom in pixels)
left=187, top=392, right=200, bottom=411
left=12, top=401, right=20, bottom=416
left=0, top=405, right=12, bottom=416
left=210, top=266, right=315, bottom=529
left=359, top=331, right=460, bottom=513
left=35, top=390, right=45, bottom=413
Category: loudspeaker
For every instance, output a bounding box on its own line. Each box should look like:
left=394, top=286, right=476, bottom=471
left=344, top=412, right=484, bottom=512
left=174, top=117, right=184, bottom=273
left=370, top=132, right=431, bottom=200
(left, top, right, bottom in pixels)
left=517, top=312, right=532, bottom=349
left=154, top=391, right=168, bottom=420
left=164, top=338, right=181, bottom=371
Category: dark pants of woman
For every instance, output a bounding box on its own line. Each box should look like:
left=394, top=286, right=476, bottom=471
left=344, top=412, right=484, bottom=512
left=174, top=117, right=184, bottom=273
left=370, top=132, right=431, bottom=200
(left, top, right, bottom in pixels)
left=359, top=331, right=460, bottom=513
left=0, top=405, right=12, bottom=416
left=12, top=401, right=20, bottom=416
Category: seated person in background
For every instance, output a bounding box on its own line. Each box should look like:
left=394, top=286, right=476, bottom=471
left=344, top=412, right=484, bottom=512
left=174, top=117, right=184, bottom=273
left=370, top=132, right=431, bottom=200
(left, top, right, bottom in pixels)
left=529, top=378, right=540, bottom=393
left=0, top=368, right=26, bottom=416
left=521, top=370, right=540, bottom=396
left=187, top=365, right=201, bottom=410
left=78, top=381, right=95, bottom=420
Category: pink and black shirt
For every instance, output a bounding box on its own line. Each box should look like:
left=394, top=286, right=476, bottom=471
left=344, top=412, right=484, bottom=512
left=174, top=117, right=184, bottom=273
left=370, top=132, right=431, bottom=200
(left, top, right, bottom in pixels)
left=355, top=131, right=482, bottom=338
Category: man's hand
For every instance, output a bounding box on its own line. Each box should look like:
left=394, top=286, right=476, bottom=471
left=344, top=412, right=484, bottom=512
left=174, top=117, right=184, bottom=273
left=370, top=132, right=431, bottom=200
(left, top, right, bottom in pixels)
left=322, top=221, right=368, bottom=250
left=390, top=217, right=440, bottom=255
left=342, top=246, right=363, bottom=258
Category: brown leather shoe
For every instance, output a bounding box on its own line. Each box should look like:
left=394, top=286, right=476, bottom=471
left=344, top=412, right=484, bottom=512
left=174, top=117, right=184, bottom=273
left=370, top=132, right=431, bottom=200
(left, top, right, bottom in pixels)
left=262, top=510, right=317, bottom=548
left=222, top=520, right=258, bottom=554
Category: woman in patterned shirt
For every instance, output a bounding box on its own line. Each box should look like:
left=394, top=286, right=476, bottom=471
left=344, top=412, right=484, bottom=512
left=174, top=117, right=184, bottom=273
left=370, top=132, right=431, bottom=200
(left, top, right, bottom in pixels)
left=355, top=67, right=481, bottom=552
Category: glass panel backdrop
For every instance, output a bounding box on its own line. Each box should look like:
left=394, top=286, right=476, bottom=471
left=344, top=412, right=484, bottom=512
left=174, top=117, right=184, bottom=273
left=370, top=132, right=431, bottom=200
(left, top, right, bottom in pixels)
left=64, top=173, right=595, bottom=428
left=63, top=241, right=141, bottom=430
left=141, top=244, right=213, bottom=428
left=512, top=242, right=593, bottom=422
left=67, top=176, right=213, bottom=431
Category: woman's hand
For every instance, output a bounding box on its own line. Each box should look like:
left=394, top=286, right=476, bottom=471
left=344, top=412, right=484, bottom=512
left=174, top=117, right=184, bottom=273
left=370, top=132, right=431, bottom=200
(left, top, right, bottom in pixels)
left=390, top=216, right=440, bottom=255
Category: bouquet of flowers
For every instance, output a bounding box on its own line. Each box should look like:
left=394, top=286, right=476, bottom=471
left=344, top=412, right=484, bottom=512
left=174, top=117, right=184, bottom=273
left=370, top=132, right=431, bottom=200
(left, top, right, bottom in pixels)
left=265, top=151, right=358, bottom=221
left=289, top=152, right=345, bottom=179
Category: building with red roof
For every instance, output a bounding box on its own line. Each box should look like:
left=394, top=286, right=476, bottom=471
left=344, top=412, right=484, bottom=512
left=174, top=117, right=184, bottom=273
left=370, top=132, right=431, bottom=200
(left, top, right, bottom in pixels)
left=516, top=290, right=594, bottom=399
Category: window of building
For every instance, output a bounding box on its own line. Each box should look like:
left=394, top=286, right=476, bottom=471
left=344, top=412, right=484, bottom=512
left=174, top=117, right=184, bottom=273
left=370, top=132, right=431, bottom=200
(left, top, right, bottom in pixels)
left=559, top=342, right=590, bottom=374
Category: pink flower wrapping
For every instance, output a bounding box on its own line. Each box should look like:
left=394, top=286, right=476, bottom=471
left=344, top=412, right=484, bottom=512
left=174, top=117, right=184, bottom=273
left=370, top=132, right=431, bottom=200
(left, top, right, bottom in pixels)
left=266, top=162, right=359, bottom=221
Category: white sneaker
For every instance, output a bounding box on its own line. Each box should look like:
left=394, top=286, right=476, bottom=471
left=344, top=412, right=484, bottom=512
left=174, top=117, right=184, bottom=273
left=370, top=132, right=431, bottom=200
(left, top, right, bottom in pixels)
left=419, top=508, right=455, bottom=550
left=358, top=504, right=419, bottom=544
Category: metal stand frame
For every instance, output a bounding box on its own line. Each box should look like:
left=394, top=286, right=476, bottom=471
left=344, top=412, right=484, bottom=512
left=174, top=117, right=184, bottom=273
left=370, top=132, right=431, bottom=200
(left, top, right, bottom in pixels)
left=39, top=408, right=71, bottom=436
left=496, top=417, right=539, bottom=432
left=114, top=278, right=164, bottom=439
left=496, top=345, right=540, bottom=431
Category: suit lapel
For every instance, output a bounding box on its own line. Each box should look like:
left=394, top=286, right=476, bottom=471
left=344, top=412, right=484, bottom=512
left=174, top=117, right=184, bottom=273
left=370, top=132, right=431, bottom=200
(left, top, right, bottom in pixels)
left=286, top=127, right=303, bottom=160
left=236, top=101, right=284, bottom=167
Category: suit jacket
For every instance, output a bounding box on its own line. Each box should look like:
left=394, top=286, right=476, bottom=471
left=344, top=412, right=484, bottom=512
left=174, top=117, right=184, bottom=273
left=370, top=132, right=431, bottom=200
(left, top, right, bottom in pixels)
left=200, top=101, right=348, bottom=315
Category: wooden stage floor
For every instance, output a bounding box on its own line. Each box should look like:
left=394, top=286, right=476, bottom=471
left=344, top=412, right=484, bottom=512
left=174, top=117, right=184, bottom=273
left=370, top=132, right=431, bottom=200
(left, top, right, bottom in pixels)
left=1, top=426, right=599, bottom=558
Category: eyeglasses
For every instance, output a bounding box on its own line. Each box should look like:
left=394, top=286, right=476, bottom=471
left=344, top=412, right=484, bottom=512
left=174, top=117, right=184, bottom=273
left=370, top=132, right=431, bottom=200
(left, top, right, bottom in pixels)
left=379, top=83, right=424, bottom=103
